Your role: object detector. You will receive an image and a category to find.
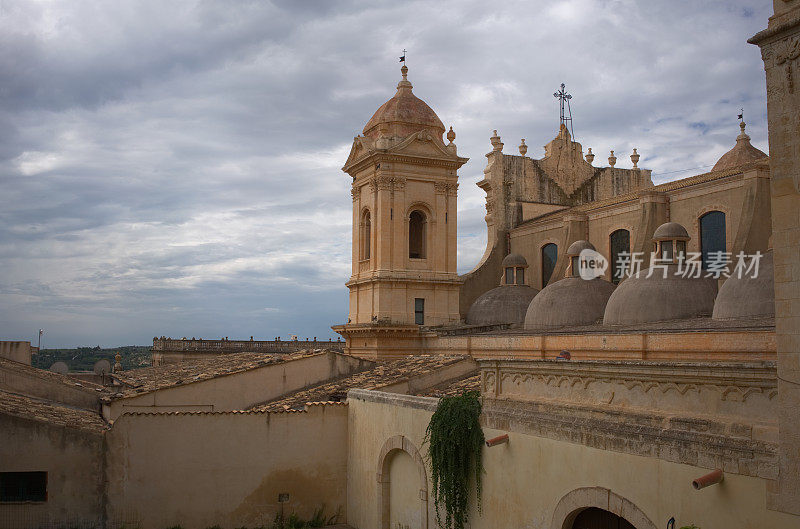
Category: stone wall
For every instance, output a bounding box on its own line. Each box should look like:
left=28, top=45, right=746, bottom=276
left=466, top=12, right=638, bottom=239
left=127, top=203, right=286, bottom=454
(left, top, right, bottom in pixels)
left=0, top=342, right=35, bottom=365
left=106, top=403, right=348, bottom=529
left=420, top=327, right=776, bottom=362
left=0, top=415, right=104, bottom=529
left=152, top=337, right=344, bottom=365
left=346, top=388, right=800, bottom=529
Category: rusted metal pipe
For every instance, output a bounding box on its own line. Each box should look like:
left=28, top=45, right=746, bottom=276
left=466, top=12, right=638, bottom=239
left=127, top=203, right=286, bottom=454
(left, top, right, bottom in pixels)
left=692, top=469, right=723, bottom=490
left=485, top=434, right=509, bottom=447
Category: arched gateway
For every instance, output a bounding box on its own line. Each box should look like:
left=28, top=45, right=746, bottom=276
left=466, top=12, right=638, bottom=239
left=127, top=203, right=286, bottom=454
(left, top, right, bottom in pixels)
left=551, top=487, right=657, bottom=529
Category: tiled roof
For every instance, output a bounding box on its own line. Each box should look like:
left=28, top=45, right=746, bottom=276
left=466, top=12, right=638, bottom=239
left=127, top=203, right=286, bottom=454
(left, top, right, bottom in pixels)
left=0, top=356, right=103, bottom=393
left=105, top=350, right=325, bottom=400
left=0, top=389, right=107, bottom=434
left=417, top=374, right=481, bottom=398
left=250, top=354, right=471, bottom=412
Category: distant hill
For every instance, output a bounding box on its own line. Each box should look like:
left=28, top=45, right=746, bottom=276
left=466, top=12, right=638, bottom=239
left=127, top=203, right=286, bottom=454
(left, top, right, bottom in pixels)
left=33, top=345, right=151, bottom=372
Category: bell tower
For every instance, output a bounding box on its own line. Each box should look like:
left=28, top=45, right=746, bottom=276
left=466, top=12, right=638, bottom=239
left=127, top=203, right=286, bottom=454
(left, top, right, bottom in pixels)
left=333, top=65, right=468, bottom=359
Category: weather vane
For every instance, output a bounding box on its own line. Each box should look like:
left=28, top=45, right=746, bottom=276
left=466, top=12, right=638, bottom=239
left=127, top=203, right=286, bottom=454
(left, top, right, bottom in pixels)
left=399, top=49, right=406, bottom=64
left=553, top=83, right=574, bottom=138
left=738, top=108, right=744, bottom=122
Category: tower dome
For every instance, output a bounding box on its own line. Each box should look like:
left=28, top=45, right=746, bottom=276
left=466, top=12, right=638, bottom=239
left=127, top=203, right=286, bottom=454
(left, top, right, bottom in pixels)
left=524, top=241, right=616, bottom=330
left=362, top=65, right=445, bottom=141
left=603, top=222, right=718, bottom=325
left=712, top=122, right=768, bottom=172
left=466, top=254, right=539, bottom=326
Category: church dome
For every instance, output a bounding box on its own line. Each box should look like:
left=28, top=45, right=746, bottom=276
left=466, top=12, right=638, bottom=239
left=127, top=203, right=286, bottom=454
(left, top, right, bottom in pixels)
left=466, top=284, right=539, bottom=326
left=604, top=221, right=718, bottom=325
left=362, top=65, right=445, bottom=141
left=524, top=276, right=616, bottom=330
left=603, top=266, right=718, bottom=325
left=712, top=122, right=768, bottom=172
left=712, top=250, right=774, bottom=320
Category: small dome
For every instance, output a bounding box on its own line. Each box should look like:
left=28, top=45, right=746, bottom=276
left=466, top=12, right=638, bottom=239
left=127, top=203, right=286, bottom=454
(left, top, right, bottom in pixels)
left=567, top=240, right=595, bottom=256
left=712, top=122, right=768, bottom=172
left=525, top=277, right=616, bottom=330
left=466, top=285, right=539, bottom=326
left=713, top=251, right=774, bottom=320
left=502, top=253, right=528, bottom=268
left=363, top=65, right=445, bottom=141
left=653, top=222, right=690, bottom=241
left=603, top=265, right=718, bottom=325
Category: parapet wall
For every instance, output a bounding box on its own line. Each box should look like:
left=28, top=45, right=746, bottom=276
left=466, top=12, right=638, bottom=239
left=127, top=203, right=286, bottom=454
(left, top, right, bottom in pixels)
left=152, top=337, right=344, bottom=364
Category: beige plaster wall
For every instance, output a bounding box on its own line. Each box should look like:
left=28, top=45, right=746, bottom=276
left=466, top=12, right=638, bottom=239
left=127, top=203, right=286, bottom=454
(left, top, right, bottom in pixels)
left=347, top=390, right=800, bottom=529
left=106, top=352, right=370, bottom=420
left=0, top=342, right=33, bottom=365
left=106, top=403, right=348, bottom=529
left=0, top=361, right=99, bottom=411
left=0, top=415, right=104, bottom=529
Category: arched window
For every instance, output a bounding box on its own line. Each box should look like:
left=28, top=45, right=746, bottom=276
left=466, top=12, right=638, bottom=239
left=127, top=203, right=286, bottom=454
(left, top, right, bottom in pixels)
left=609, top=229, right=630, bottom=284
left=541, top=243, right=558, bottom=288
left=409, top=210, right=426, bottom=259
left=699, top=211, right=726, bottom=269
left=361, top=210, right=371, bottom=260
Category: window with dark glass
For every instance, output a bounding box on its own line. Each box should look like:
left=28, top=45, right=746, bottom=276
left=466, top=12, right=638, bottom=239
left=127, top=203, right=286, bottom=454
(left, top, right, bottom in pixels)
left=505, top=268, right=514, bottom=285
left=610, top=229, right=630, bottom=284
left=516, top=268, right=525, bottom=285
left=700, top=211, right=726, bottom=269
left=541, top=243, right=558, bottom=288
left=0, top=472, right=47, bottom=503
left=414, top=298, right=424, bottom=325
left=409, top=211, right=426, bottom=259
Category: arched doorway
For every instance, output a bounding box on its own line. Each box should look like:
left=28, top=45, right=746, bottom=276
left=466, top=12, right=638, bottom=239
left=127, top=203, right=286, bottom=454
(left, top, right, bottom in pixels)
left=376, top=435, right=428, bottom=529
left=571, top=507, right=636, bottom=529
left=551, top=487, right=656, bottom=529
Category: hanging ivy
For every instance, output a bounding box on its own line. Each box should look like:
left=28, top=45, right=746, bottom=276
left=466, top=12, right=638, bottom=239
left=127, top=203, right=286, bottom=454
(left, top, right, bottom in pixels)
left=424, top=391, right=484, bottom=529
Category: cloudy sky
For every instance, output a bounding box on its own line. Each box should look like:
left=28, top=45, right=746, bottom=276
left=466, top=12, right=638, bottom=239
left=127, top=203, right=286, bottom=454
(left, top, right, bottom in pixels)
left=0, top=1, right=770, bottom=347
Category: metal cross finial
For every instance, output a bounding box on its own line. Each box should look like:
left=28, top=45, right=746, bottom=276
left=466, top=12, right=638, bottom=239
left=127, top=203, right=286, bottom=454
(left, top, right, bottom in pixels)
left=553, top=83, right=574, bottom=138
left=400, top=49, right=406, bottom=64
left=738, top=108, right=744, bottom=122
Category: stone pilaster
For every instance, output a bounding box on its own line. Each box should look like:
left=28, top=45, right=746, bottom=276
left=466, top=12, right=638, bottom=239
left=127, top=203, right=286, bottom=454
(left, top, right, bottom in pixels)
left=750, top=1, right=800, bottom=514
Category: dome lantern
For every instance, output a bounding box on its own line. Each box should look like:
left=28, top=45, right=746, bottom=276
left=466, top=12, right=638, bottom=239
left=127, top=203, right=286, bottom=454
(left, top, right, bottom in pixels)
left=652, top=222, right=690, bottom=263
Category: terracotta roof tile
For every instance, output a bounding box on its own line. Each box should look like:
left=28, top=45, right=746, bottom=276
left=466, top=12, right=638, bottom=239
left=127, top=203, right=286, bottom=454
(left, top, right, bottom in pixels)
left=250, top=354, right=469, bottom=412
left=105, top=350, right=326, bottom=400
left=417, top=374, right=481, bottom=398
left=0, top=389, right=107, bottom=434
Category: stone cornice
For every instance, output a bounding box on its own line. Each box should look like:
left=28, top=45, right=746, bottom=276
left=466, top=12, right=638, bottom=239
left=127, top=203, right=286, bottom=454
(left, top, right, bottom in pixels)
left=749, top=14, right=800, bottom=45
left=347, top=273, right=463, bottom=287
left=481, top=397, right=777, bottom=480
left=344, top=150, right=468, bottom=175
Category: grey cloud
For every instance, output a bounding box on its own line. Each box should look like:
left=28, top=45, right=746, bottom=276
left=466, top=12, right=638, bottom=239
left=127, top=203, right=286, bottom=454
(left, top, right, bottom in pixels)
left=0, top=0, right=772, bottom=346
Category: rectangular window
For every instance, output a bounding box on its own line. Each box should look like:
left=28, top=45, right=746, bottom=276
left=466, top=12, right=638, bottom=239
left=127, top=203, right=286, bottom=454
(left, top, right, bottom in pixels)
left=414, top=298, right=424, bottom=325
left=516, top=268, right=525, bottom=285
left=505, top=268, right=514, bottom=285
left=0, top=472, right=47, bottom=503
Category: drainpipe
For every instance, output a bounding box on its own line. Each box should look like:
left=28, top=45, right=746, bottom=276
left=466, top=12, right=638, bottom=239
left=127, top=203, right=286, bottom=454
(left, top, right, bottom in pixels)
left=692, top=469, right=723, bottom=490
left=485, top=434, right=509, bottom=447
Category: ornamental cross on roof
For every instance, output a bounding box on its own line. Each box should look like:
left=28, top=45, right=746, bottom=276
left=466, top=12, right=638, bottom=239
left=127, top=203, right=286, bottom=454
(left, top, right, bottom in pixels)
left=553, top=83, right=575, bottom=138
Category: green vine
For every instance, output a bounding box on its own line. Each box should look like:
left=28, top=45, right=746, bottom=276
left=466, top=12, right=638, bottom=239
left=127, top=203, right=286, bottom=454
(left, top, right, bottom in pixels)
left=424, top=391, right=485, bottom=529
